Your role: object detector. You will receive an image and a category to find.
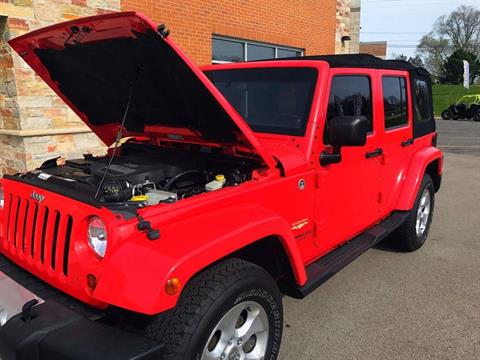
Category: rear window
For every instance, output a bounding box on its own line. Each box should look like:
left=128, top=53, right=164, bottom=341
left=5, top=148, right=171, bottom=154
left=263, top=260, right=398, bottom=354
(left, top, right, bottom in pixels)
left=205, top=68, right=318, bottom=136
left=414, top=79, right=432, bottom=124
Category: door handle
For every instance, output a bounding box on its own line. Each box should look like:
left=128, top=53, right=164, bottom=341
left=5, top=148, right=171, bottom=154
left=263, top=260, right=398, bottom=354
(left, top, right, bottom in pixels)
left=365, top=148, right=383, bottom=159
left=401, top=139, right=414, bottom=147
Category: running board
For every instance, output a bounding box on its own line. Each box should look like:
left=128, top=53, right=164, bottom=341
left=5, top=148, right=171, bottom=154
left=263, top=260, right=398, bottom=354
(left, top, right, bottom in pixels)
left=283, top=211, right=409, bottom=299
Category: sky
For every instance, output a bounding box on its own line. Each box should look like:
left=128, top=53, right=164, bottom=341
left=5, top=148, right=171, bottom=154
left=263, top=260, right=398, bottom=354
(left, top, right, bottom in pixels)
left=360, top=0, right=480, bottom=59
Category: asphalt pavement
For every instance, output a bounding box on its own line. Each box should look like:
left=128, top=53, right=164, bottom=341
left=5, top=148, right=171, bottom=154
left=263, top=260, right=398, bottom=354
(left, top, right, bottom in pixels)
left=279, top=119, right=480, bottom=360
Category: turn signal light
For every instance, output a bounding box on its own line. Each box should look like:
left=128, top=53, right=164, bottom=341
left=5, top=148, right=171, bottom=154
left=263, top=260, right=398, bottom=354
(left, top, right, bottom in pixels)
left=166, top=278, right=181, bottom=296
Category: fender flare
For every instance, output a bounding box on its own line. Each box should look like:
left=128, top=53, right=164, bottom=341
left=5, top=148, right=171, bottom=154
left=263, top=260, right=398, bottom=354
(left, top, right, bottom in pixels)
left=396, top=147, right=443, bottom=211
left=93, top=204, right=306, bottom=315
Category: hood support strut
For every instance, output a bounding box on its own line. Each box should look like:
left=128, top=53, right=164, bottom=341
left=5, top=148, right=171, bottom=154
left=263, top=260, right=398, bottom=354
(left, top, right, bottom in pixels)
left=95, top=65, right=142, bottom=200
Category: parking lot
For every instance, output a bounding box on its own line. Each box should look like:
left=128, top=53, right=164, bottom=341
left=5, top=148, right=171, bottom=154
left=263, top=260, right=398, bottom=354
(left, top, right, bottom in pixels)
left=280, top=119, right=480, bottom=360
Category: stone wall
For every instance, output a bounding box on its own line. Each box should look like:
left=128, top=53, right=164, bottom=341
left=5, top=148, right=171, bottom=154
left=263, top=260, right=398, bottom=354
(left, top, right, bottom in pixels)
left=0, top=0, right=121, bottom=176
left=0, top=15, right=24, bottom=174
left=349, top=0, right=361, bottom=54
left=335, top=0, right=360, bottom=54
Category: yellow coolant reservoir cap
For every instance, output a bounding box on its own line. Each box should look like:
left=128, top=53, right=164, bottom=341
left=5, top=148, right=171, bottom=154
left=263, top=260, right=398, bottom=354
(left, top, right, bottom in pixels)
left=215, top=174, right=225, bottom=182
left=131, top=195, right=148, bottom=202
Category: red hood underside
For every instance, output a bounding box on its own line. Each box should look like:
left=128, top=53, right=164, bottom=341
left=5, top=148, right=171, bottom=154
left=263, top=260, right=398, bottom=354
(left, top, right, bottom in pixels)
left=9, top=12, right=275, bottom=168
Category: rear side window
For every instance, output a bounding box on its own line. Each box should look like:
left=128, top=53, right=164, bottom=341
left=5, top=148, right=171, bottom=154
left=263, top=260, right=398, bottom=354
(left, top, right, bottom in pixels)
left=326, top=76, right=373, bottom=133
left=414, top=79, right=432, bottom=124
left=382, top=76, right=408, bottom=129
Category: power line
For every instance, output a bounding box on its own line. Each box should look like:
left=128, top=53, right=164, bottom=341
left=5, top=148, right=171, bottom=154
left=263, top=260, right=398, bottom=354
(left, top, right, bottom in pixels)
left=360, top=31, right=429, bottom=35
left=387, top=44, right=460, bottom=48
left=363, top=0, right=472, bottom=3
left=363, top=1, right=478, bottom=9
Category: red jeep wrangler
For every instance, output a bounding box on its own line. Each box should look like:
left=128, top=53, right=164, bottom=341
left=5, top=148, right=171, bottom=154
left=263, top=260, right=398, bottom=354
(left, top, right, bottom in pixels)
left=0, top=12, right=442, bottom=360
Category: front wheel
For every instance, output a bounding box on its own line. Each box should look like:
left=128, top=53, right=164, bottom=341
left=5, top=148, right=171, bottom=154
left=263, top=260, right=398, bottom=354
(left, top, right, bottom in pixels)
left=146, top=258, right=283, bottom=360
left=441, top=110, right=452, bottom=120
left=393, top=174, right=435, bottom=251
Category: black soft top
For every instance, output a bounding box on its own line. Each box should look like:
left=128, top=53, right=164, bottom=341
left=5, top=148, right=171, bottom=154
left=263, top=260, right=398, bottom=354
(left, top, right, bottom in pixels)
left=270, top=53, right=435, bottom=138
left=275, top=54, right=428, bottom=73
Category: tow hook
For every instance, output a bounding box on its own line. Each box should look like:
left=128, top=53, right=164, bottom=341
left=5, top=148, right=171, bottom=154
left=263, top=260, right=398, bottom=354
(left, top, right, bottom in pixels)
left=136, top=216, right=160, bottom=240
left=21, top=299, right=39, bottom=322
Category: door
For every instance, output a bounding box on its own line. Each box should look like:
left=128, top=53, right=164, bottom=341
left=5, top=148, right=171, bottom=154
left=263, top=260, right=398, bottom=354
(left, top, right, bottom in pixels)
left=377, top=71, right=415, bottom=215
left=314, top=70, right=383, bottom=251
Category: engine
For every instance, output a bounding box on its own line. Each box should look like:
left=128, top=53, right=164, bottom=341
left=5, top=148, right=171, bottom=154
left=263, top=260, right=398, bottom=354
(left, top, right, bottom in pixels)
left=17, top=142, right=256, bottom=209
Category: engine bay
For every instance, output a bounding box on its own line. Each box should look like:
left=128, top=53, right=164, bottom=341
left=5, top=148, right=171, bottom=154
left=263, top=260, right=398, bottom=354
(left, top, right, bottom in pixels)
left=15, top=142, right=259, bottom=211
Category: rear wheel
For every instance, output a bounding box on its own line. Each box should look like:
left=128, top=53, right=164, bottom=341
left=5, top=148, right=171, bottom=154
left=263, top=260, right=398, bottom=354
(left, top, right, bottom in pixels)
left=146, top=258, right=283, bottom=360
left=441, top=110, right=452, bottom=120
left=393, top=175, right=435, bottom=252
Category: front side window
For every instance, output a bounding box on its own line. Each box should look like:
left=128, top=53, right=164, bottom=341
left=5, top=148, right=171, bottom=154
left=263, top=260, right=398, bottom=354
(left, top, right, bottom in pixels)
left=326, top=75, right=373, bottom=139
left=205, top=68, right=317, bottom=136
left=382, top=76, right=408, bottom=129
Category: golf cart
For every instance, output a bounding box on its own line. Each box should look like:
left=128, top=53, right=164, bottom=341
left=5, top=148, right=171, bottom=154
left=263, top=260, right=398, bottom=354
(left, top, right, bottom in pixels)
left=441, top=94, right=480, bottom=121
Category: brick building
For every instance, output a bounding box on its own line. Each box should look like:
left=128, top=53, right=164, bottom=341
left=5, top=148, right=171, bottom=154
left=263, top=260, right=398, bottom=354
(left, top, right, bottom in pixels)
left=360, top=41, right=388, bottom=59
left=0, top=0, right=360, bottom=175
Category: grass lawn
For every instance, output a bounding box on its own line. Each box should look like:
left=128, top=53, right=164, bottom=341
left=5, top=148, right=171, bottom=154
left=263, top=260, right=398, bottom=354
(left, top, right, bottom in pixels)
left=432, top=84, right=480, bottom=116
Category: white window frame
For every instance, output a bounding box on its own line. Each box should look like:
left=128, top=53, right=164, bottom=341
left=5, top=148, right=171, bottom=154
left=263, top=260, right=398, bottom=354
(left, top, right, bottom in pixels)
left=212, top=35, right=304, bottom=64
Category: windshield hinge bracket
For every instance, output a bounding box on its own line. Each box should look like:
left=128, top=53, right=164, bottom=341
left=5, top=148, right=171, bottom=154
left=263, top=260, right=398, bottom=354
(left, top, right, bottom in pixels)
left=136, top=215, right=160, bottom=240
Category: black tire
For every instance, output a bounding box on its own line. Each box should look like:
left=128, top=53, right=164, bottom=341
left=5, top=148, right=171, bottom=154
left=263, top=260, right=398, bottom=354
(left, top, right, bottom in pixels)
left=441, top=110, right=451, bottom=120
left=146, top=258, right=283, bottom=360
left=474, top=111, right=480, bottom=122
left=393, top=174, right=435, bottom=252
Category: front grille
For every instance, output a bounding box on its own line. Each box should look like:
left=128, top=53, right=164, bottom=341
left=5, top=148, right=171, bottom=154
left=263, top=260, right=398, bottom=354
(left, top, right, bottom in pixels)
left=2, top=193, right=74, bottom=277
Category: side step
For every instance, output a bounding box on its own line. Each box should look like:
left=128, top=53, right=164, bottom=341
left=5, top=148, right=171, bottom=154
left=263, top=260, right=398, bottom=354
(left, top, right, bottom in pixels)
left=284, top=211, right=409, bottom=299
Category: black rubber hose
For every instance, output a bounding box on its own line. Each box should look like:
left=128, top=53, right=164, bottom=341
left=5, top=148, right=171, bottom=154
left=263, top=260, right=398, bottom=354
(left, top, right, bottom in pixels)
left=162, top=170, right=206, bottom=191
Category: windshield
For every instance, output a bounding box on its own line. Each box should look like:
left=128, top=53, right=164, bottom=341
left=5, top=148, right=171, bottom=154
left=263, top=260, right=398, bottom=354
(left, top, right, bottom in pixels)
left=205, top=67, right=318, bottom=136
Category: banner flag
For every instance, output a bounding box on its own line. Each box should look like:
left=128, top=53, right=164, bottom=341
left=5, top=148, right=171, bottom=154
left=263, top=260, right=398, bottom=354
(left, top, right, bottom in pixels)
left=463, top=60, right=470, bottom=90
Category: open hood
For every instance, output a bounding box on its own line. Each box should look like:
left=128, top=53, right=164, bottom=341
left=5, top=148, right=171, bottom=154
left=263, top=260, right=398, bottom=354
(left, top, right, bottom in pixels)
left=9, top=12, right=275, bottom=168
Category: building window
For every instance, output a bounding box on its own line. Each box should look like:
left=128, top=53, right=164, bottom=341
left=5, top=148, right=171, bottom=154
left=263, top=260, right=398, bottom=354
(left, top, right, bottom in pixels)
left=212, top=36, right=303, bottom=63
left=382, top=76, right=408, bottom=129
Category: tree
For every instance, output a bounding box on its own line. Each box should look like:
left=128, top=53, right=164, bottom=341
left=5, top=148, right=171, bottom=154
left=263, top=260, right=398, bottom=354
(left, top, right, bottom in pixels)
left=408, top=55, right=424, bottom=68
left=393, top=53, right=408, bottom=61
left=416, top=5, right=480, bottom=77
left=393, top=54, right=425, bottom=68
left=441, top=49, right=480, bottom=84
left=417, top=35, right=450, bottom=78
left=435, top=5, right=480, bottom=54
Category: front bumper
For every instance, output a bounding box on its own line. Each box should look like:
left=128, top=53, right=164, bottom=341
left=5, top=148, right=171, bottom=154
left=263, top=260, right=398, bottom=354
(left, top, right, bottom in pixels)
left=0, top=254, right=163, bottom=360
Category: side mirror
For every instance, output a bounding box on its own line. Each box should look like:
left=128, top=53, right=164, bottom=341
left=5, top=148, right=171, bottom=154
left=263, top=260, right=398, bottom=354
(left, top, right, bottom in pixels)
left=320, top=116, right=368, bottom=166
left=328, top=115, right=368, bottom=147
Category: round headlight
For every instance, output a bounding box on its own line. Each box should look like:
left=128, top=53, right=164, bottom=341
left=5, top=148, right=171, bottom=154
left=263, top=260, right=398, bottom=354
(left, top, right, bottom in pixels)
left=87, top=216, right=108, bottom=258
